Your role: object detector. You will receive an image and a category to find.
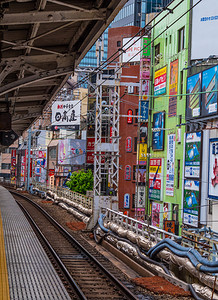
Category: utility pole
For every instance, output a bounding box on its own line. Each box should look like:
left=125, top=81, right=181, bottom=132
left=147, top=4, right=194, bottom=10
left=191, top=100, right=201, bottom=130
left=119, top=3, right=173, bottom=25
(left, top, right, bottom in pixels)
left=87, top=37, right=120, bottom=229
left=27, top=128, right=31, bottom=191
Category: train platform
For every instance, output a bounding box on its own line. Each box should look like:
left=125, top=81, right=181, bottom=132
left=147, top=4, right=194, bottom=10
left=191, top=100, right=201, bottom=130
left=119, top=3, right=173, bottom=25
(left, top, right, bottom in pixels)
left=0, top=185, right=71, bottom=300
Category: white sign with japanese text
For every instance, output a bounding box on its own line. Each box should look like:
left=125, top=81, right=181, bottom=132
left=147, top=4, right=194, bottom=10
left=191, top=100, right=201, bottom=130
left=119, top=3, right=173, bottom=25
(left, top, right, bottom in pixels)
left=166, top=134, right=176, bottom=196
left=52, top=100, right=81, bottom=127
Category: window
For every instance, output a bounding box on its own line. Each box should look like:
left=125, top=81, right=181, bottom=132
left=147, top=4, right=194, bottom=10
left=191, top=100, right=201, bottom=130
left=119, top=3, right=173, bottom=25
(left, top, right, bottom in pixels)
left=117, top=41, right=121, bottom=47
left=134, top=137, right=138, bottom=152
left=154, top=43, right=160, bottom=64
left=177, top=160, right=180, bottom=189
left=135, top=109, right=138, bottom=124
left=209, top=200, right=213, bottom=215
left=133, top=165, right=137, bottom=181
left=1, top=163, right=11, bottom=169
left=132, top=194, right=135, bottom=208
left=180, top=70, right=183, bottom=99
left=169, top=35, right=172, bottom=44
left=178, top=27, right=185, bottom=52
left=165, top=37, right=167, bottom=46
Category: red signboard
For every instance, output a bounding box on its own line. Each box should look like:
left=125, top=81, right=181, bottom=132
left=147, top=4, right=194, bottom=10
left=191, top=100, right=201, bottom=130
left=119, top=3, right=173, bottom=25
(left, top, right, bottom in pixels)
left=125, top=165, right=131, bottom=180
left=127, top=109, right=133, bottom=124
left=126, top=137, right=132, bottom=152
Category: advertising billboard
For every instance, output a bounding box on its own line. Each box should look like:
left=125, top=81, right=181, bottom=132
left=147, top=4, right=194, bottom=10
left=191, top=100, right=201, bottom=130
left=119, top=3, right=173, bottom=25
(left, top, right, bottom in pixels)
left=185, top=132, right=201, bottom=178
left=137, top=143, right=147, bottom=165
left=202, top=65, right=218, bottom=116
left=191, top=0, right=218, bottom=60
left=137, top=186, right=146, bottom=208
left=52, top=100, right=81, bottom=129
left=208, top=138, right=218, bottom=199
left=58, top=139, right=86, bottom=165
left=154, top=66, right=167, bottom=96
left=169, top=60, right=178, bottom=117
left=186, top=73, right=201, bottom=118
left=152, top=112, right=165, bottom=151
left=149, top=158, right=163, bottom=201
left=152, top=202, right=161, bottom=228
left=166, top=134, right=176, bottom=196
left=142, top=37, right=151, bottom=57
left=183, top=179, right=200, bottom=227
left=140, top=101, right=149, bottom=121
left=122, top=37, right=141, bottom=62
left=140, top=58, right=150, bottom=80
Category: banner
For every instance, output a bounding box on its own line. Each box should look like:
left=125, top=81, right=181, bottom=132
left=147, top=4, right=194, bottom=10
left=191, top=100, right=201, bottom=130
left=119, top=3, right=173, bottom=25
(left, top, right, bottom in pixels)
left=152, top=112, right=165, bottom=151
left=58, top=139, right=86, bottom=165
left=202, top=65, right=218, bottom=116
left=152, top=202, right=161, bottom=228
left=149, top=158, right=163, bottom=201
left=208, top=138, right=218, bottom=199
left=183, top=179, right=200, bottom=227
left=52, top=100, right=81, bottom=129
left=185, top=132, right=201, bottom=178
left=186, top=73, right=201, bottom=118
left=122, top=37, right=141, bottom=62
left=166, top=134, right=176, bottom=196
left=137, top=143, right=147, bottom=165
left=154, top=66, right=167, bottom=96
left=169, top=60, right=178, bottom=117
left=11, top=149, right=16, bottom=184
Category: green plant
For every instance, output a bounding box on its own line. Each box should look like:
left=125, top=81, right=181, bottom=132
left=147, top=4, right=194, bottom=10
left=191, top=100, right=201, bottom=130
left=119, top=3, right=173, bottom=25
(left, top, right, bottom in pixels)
left=66, top=169, right=93, bottom=195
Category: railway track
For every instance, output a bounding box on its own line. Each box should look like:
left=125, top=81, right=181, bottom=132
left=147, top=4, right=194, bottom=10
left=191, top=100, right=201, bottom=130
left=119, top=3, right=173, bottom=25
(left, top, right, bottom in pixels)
left=10, top=190, right=149, bottom=300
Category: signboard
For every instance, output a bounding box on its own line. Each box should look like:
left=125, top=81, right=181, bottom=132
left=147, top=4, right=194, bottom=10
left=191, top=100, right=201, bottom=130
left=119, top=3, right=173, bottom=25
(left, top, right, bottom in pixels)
left=122, top=37, right=141, bottom=62
left=11, top=149, right=16, bottom=184
left=136, top=166, right=146, bottom=185
left=154, top=66, right=167, bottom=96
left=186, top=73, right=201, bottom=118
left=208, top=138, right=218, bottom=199
left=149, top=158, right=163, bottom=201
left=137, top=186, right=146, bottom=208
left=141, top=80, right=150, bottom=101
left=138, top=143, right=147, bottom=165
left=52, top=100, right=81, bottom=128
left=140, top=124, right=148, bottom=143
left=202, top=65, right=218, bottom=116
left=169, top=60, right=178, bottom=117
left=164, top=220, right=175, bottom=234
left=140, top=58, right=150, bottom=80
left=142, top=37, right=151, bottom=57
left=166, top=134, right=176, bottom=196
left=140, top=101, right=149, bottom=121
left=58, top=139, right=86, bottom=165
left=183, top=179, right=200, bottom=227
left=152, top=112, right=165, bottom=151
left=126, top=137, right=132, bottom=152
left=124, top=165, right=131, bottom=181
left=127, top=109, right=133, bottom=124
left=191, top=0, right=218, bottom=60
left=185, top=132, right=201, bottom=178
left=124, top=193, right=130, bottom=209
left=152, top=202, right=161, bottom=228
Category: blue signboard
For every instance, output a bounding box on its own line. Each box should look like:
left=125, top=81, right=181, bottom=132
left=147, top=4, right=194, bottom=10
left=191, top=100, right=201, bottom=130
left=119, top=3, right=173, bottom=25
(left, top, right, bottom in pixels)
left=186, top=73, right=201, bottom=119
left=140, top=101, right=149, bottom=122
left=124, top=193, right=130, bottom=208
left=152, top=112, right=165, bottom=151
left=202, top=65, right=218, bottom=116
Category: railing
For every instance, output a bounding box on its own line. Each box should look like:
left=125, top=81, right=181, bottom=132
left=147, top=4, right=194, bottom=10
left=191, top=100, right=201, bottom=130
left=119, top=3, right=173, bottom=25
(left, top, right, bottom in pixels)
left=105, top=208, right=179, bottom=243
left=33, top=183, right=93, bottom=211
left=182, top=228, right=218, bottom=261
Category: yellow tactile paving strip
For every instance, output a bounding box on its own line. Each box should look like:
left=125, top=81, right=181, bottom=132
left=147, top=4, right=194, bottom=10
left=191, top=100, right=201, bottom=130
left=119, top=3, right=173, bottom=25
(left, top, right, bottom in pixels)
left=0, top=210, right=10, bottom=300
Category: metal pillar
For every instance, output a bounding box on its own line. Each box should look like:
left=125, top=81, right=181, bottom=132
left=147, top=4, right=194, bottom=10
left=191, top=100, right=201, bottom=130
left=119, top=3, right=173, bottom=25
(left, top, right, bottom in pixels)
left=87, top=42, right=120, bottom=229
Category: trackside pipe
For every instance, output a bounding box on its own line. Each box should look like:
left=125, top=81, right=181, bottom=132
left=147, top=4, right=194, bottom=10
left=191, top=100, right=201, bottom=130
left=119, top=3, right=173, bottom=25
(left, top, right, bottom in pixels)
left=98, top=214, right=110, bottom=233
left=148, top=238, right=218, bottom=268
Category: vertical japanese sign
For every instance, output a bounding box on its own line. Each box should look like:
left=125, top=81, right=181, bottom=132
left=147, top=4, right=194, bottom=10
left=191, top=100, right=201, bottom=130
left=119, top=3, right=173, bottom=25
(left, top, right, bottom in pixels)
left=142, top=37, right=151, bottom=57
left=185, top=132, right=201, bottom=178
left=149, top=158, right=163, bottom=201
left=137, top=143, right=147, bottom=165
left=11, top=149, right=16, bottom=184
left=208, top=138, right=218, bottom=199
left=152, top=112, right=165, bottom=151
left=152, top=202, right=161, bottom=227
left=154, top=66, right=167, bottom=96
left=137, top=186, right=146, bottom=208
left=166, top=134, right=176, bottom=196
left=169, top=60, right=178, bottom=117
left=183, top=179, right=200, bottom=227
left=124, top=193, right=130, bottom=208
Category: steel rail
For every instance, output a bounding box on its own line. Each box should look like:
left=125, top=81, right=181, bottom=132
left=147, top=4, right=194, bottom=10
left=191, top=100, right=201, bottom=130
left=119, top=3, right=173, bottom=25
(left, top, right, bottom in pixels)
left=10, top=190, right=138, bottom=300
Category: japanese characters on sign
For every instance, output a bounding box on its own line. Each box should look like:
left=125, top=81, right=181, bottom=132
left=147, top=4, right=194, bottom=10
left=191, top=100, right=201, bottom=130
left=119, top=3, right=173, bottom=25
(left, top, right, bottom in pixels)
left=11, top=149, right=16, bottom=184
left=126, top=137, right=132, bottom=152
left=183, top=179, right=200, bottom=227
left=185, top=132, right=201, bottom=178
left=127, top=109, right=133, bottom=124
left=154, top=66, right=167, bottom=96
left=137, top=143, right=147, bottom=165
left=52, top=100, right=81, bottom=129
left=125, top=165, right=131, bottom=181
left=169, top=60, right=178, bottom=117
left=208, top=138, right=218, bottom=199
left=122, top=37, right=141, bottom=62
left=166, top=134, right=176, bottom=196
left=149, top=158, right=163, bottom=201
left=137, top=186, right=146, bottom=208
left=124, top=193, right=130, bottom=209
left=152, top=202, right=161, bottom=228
